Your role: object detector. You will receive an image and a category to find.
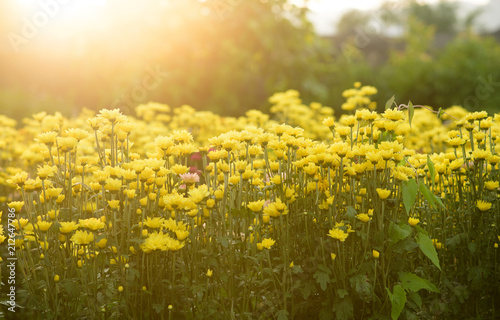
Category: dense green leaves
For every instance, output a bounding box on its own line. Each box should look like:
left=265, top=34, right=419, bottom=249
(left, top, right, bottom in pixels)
left=402, top=179, right=418, bottom=215
left=426, top=155, right=436, bottom=187
left=408, top=101, right=414, bottom=128
left=389, top=222, right=412, bottom=243
left=417, top=233, right=441, bottom=270
left=387, top=285, right=407, bottom=320
left=314, top=264, right=332, bottom=291
left=398, top=272, right=439, bottom=293
left=418, top=181, right=444, bottom=209
left=385, top=95, right=396, bottom=110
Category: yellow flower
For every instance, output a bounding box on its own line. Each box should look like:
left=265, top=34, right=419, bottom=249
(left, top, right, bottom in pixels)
left=376, top=188, right=391, bottom=200
left=12, top=218, right=29, bottom=230
left=408, top=217, right=420, bottom=226
left=47, top=209, right=59, bottom=220
left=446, top=137, right=466, bottom=147
left=189, top=185, right=209, bottom=204
left=327, top=228, right=349, bottom=242
left=366, top=151, right=382, bottom=164
left=95, top=238, right=108, bottom=249
left=118, top=286, right=124, bottom=292
left=484, top=181, right=499, bottom=191
left=270, top=175, right=282, bottom=185
left=39, top=240, right=49, bottom=250
left=170, top=130, right=193, bottom=144
left=330, top=253, right=336, bottom=260
left=140, top=231, right=185, bottom=253
left=65, top=128, right=89, bottom=141
left=322, top=117, right=335, bottom=128
left=472, top=149, right=491, bottom=161
left=37, top=165, right=57, bottom=180
left=432, top=239, right=443, bottom=249
left=260, top=238, right=276, bottom=249
left=247, top=200, right=265, bottom=212
left=143, top=217, right=164, bottom=229
left=7, top=172, right=29, bottom=187
left=54, top=275, right=60, bottom=282
left=79, top=218, right=105, bottom=231
left=36, top=131, right=58, bottom=146
left=263, top=198, right=288, bottom=218
left=373, top=250, right=380, bottom=258
left=155, top=136, right=174, bottom=151
left=108, top=200, right=120, bottom=210
left=206, top=269, right=213, bottom=277
left=382, top=109, right=404, bottom=121
left=99, top=108, right=123, bottom=124
left=59, top=221, right=79, bottom=234
left=57, top=137, right=77, bottom=152
left=476, top=200, right=492, bottom=211
left=7, top=201, right=24, bottom=212
left=357, top=213, right=370, bottom=223
left=303, top=163, right=318, bottom=176
left=171, top=164, right=189, bottom=175
left=206, top=198, right=216, bottom=209
left=37, top=220, right=53, bottom=232
left=71, top=230, right=95, bottom=246
left=262, top=214, right=270, bottom=224
left=175, top=230, right=189, bottom=241
left=105, top=179, right=122, bottom=193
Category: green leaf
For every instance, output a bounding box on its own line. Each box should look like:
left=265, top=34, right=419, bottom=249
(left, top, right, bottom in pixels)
left=153, top=303, right=165, bottom=314
left=417, top=233, right=441, bottom=270
left=402, top=179, right=418, bottom=215
left=302, top=281, right=313, bottom=299
left=446, top=233, right=466, bottom=248
left=427, top=155, right=436, bottom=187
left=387, top=284, right=406, bottom=320
left=350, top=274, right=372, bottom=298
left=392, top=238, right=419, bottom=254
left=398, top=156, right=408, bottom=166
left=313, top=270, right=331, bottom=291
left=413, top=225, right=428, bottom=236
left=59, top=279, right=82, bottom=298
left=217, top=236, right=229, bottom=248
left=334, top=297, right=354, bottom=320
left=468, top=242, right=476, bottom=254
left=337, top=289, right=349, bottom=299
left=126, top=268, right=140, bottom=282
left=408, top=292, right=422, bottom=309
left=345, top=206, right=357, bottom=219
left=385, top=95, right=396, bottom=110
left=389, top=222, right=412, bottom=243
left=398, top=272, right=439, bottom=293
left=437, top=108, right=444, bottom=119
left=319, top=306, right=335, bottom=320
left=418, top=182, right=444, bottom=209
left=408, top=101, right=414, bottom=128
left=277, top=310, right=289, bottom=320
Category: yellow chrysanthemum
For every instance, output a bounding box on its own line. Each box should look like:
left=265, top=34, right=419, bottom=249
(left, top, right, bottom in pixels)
left=476, top=200, right=492, bottom=211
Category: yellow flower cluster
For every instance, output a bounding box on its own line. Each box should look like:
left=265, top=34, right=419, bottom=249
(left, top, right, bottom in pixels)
left=1, top=84, right=499, bottom=319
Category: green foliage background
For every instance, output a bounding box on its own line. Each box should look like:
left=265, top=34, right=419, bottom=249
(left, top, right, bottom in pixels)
left=0, top=0, right=499, bottom=119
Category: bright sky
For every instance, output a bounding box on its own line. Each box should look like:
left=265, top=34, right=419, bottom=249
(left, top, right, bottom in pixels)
left=295, top=0, right=492, bottom=34
left=297, top=0, right=491, bottom=12
left=9, top=0, right=495, bottom=41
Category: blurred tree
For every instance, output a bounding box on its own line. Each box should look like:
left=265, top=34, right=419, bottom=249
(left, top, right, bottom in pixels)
left=406, top=0, right=458, bottom=35
left=336, top=9, right=372, bottom=37
left=0, top=0, right=332, bottom=119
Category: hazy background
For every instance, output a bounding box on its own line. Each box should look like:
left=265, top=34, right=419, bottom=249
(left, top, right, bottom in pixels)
left=1, top=0, right=500, bottom=120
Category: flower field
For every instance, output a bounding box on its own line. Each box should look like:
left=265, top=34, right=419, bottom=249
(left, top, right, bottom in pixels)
left=1, top=85, right=499, bottom=319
